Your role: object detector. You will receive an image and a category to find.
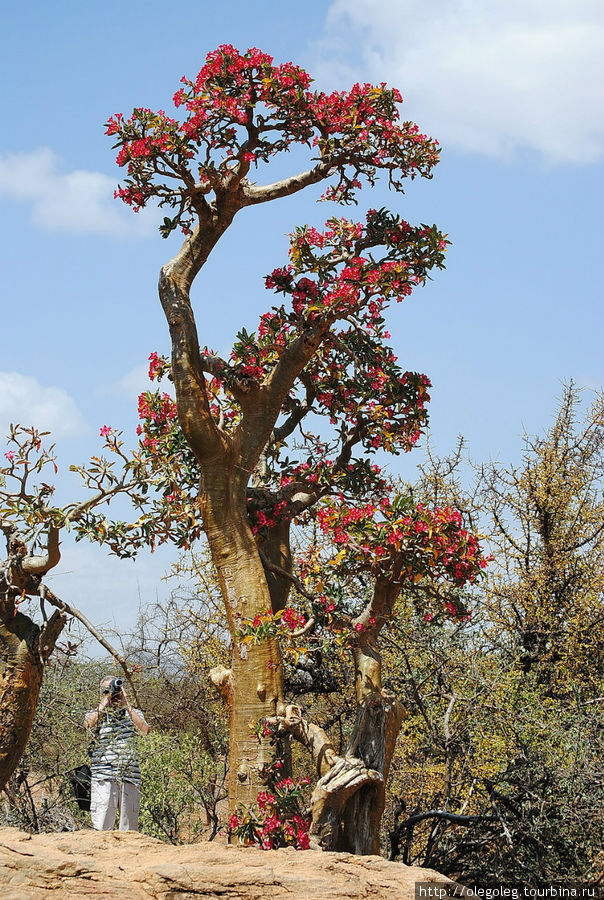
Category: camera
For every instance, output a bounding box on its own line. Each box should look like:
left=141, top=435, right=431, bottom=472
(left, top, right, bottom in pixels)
left=102, top=677, right=124, bottom=697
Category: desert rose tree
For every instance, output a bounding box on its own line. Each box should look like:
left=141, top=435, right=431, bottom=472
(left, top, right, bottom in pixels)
left=102, top=45, right=486, bottom=851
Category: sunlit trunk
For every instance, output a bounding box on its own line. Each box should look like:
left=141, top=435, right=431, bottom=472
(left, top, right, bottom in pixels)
left=202, top=470, right=283, bottom=810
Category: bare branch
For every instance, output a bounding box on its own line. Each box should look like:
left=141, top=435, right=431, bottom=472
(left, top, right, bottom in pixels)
left=272, top=703, right=337, bottom=776
left=243, top=162, right=331, bottom=206
left=20, top=525, right=60, bottom=576
left=39, top=584, right=141, bottom=706
left=258, top=549, right=316, bottom=602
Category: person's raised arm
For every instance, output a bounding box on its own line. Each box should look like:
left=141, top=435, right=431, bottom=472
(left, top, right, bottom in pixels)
left=121, top=687, right=150, bottom=735
left=84, top=692, right=110, bottom=729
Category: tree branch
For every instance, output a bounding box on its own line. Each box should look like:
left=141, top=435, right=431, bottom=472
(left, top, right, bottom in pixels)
left=243, top=162, right=332, bottom=206
left=39, top=584, right=141, bottom=706
left=272, top=703, right=337, bottom=776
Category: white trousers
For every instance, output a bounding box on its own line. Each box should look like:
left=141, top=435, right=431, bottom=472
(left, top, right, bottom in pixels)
left=90, top=778, right=141, bottom=831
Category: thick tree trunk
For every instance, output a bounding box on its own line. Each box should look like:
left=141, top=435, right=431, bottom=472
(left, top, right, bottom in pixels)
left=202, top=472, right=284, bottom=811
left=0, top=610, right=65, bottom=790
left=258, top=518, right=292, bottom=613
left=340, top=691, right=405, bottom=853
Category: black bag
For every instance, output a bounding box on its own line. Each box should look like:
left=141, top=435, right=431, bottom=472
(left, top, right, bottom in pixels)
left=70, top=764, right=91, bottom=811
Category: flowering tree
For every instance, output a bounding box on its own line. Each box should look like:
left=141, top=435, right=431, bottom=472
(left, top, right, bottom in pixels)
left=101, top=45, right=487, bottom=852
left=0, top=427, right=151, bottom=790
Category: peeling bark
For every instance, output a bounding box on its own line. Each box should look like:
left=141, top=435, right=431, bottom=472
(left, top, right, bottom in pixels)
left=275, top=682, right=405, bottom=854
left=0, top=609, right=66, bottom=790
left=309, top=754, right=383, bottom=851
left=306, top=690, right=405, bottom=854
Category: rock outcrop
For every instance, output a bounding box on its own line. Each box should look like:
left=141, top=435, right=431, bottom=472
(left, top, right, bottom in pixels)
left=0, top=826, right=454, bottom=899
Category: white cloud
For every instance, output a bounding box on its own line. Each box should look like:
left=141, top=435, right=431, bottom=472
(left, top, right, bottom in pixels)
left=105, top=362, right=175, bottom=404
left=44, top=538, right=176, bottom=636
left=0, top=147, right=158, bottom=236
left=110, top=363, right=153, bottom=402
left=0, top=371, right=88, bottom=438
left=318, top=0, right=604, bottom=163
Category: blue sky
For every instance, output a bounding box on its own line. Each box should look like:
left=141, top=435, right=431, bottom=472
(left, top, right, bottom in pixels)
left=1, top=0, right=602, bottom=633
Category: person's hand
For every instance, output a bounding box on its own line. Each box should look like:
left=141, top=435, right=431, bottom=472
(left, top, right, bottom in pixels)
left=120, top=687, right=135, bottom=714
left=98, top=692, right=111, bottom=713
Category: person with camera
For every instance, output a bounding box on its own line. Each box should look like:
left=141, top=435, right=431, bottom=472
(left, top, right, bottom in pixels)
left=84, top=675, right=150, bottom=831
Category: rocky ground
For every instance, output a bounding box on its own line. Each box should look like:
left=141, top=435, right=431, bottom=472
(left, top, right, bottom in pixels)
left=0, top=826, right=455, bottom=899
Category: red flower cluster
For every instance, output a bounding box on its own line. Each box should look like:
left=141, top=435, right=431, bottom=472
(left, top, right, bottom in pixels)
left=318, top=594, right=336, bottom=614
left=281, top=607, right=306, bottom=631
left=107, top=44, right=440, bottom=225
left=228, top=727, right=312, bottom=850
left=137, top=392, right=177, bottom=427
left=249, top=499, right=290, bottom=535
left=147, top=351, right=170, bottom=382
left=315, top=496, right=488, bottom=622
left=229, top=809, right=310, bottom=851
left=238, top=607, right=309, bottom=646
left=252, top=212, right=442, bottom=456
left=265, top=213, right=446, bottom=330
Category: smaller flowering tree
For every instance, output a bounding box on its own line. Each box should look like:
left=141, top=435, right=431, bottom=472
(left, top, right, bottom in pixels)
left=0, top=425, right=158, bottom=790
left=242, top=486, right=486, bottom=853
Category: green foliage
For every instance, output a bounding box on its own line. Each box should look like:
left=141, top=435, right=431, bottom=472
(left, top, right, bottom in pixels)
left=3, top=585, right=230, bottom=840
left=382, top=613, right=604, bottom=884
left=480, top=384, right=604, bottom=692
left=138, top=731, right=225, bottom=843
left=0, top=649, right=107, bottom=832
left=378, top=385, right=604, bottom=884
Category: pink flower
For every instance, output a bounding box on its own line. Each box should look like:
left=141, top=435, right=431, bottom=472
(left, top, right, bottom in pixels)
left=282, top=607, right=306, bottom=631
left=257, top=791, right=276, bottom=810
left=99, top=425, right=112, bottom=437
left=423, top=613, right=434, bottom=622
left=4, top=450, right=15, bottom=461
left=296, top=828, right=310, bottom=850
left=148, top=351, right=164, bottom=381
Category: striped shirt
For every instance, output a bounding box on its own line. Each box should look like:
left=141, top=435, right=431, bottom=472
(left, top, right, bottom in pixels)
left=86, top=707, right=146, bottom=786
